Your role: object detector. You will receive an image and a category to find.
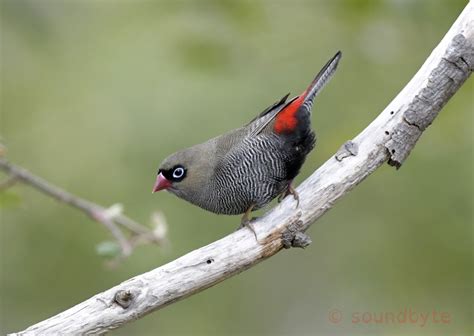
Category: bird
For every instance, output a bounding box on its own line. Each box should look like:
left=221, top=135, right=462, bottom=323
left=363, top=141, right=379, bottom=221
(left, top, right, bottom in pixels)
left=153, top=51, right=342, bottom=231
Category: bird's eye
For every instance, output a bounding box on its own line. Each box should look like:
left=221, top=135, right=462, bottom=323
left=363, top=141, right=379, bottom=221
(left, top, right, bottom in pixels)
left=172, top=166, right=185, bottom=180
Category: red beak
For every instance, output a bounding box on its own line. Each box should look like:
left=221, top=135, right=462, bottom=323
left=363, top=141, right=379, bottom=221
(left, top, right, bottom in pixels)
left=152, top=173, right=172, bottom=193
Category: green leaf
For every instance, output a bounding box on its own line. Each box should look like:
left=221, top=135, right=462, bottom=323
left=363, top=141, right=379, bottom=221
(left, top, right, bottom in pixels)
left=96, top=241, right=121, bottom=258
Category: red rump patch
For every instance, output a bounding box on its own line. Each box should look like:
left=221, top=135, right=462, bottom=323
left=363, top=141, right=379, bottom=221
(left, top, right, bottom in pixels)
left=274, top=91, right=307, bottom=134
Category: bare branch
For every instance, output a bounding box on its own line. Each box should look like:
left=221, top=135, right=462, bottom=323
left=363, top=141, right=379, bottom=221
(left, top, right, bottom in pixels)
left=8, top=2, right=473, bottom=335
left=0, top=157, right=166, bottom=258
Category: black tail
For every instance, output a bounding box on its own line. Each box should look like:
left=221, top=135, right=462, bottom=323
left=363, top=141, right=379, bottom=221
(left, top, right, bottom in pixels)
left=302, top=51, right=342, bottom=112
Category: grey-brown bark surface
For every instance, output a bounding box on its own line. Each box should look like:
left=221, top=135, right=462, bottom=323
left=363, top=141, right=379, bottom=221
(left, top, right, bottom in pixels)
left=10, top=2, right=473, bottom=335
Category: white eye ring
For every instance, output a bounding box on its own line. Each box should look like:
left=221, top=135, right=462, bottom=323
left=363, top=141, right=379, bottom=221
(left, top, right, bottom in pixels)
left=172, top=167, right=185, bottom=179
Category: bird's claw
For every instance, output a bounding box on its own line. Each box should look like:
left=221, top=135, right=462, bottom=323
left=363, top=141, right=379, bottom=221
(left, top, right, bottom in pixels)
left=278, top=184, right=300, bottom=209
left=239, top=205, right=258, bottom=240
left=239, top=219, right=258, bottom=240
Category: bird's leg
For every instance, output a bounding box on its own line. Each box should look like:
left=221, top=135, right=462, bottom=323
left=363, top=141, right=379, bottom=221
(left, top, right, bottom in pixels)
left=239, top=204, right=258, bottom=240
left=287, top=183, right=300, bottom=208
left=277, top=181, right=300, bottom=208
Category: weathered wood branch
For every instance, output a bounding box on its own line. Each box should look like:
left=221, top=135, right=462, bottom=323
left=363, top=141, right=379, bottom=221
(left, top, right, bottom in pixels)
left=10, top=2, right=473, bottom=335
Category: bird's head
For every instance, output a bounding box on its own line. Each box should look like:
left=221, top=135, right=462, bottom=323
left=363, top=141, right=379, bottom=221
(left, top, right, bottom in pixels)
left=153, top=144, right=213, bottom=200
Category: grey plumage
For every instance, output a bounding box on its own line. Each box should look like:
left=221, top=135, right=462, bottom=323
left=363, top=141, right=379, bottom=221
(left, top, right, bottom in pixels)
left=158, top=129, right=291, bottom=214
left=155, top=52, right=342, bottom=216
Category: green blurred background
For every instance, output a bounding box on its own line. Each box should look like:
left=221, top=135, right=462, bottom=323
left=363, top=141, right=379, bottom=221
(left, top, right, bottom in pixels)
left=1, top=0, right=472, bottom=335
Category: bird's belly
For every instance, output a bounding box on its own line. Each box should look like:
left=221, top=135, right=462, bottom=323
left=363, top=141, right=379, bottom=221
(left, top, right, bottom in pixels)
left=187, top=134, right=312, bottom=216
left=202, top=175, right=288, bottom=215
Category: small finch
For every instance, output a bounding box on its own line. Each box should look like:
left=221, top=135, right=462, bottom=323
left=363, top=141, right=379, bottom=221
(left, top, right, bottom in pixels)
left=153, top=51, right=342, bottom=229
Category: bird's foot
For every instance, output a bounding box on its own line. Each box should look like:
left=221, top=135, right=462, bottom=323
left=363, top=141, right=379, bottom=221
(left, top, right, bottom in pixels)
left=239, top=218, right=258, bottom=241
left=287, top=184, right=300, bottom=208
left=238, top=205, right=258, bottom=241
left=278, top=183, right=300, bottom=208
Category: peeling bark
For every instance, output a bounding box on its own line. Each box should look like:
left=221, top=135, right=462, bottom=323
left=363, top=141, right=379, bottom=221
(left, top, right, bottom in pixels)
left=386, top=33, right=473, bottom=168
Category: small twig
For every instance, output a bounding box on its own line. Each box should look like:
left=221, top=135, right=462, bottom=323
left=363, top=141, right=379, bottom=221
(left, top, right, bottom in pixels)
left=0, top=157, right=164, bottom=257
left=90, top=207, right=133, bottom=257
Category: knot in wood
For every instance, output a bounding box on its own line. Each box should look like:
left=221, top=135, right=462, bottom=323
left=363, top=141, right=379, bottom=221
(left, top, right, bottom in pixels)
left=281, top=217, right=311, bottom=249
left=335, top=140, right=359, bottom=161
left=114, top=290, right=133, bottom=309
